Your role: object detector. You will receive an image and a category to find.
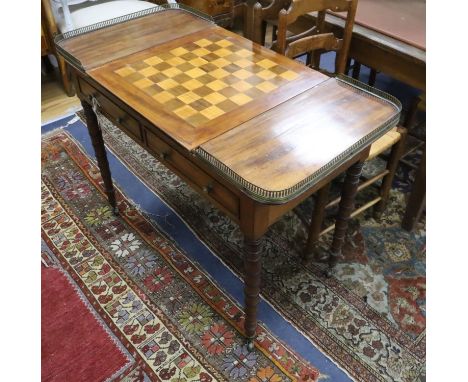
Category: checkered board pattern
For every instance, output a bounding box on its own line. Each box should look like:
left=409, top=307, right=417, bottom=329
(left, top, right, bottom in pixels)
left=113, top=36, right=300, bottom=127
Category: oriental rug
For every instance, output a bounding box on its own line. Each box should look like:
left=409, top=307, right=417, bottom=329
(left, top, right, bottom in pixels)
left=41, top=130, right=320, bottom=382
left=85, top=113, right=426, bottom=382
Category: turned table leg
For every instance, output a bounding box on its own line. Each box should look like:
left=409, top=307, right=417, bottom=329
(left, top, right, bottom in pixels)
left=81, top=99, right=119, bottom=215
left=326, top=160, right=364, bottom=276
left=244, top=237, right=262, bottom=351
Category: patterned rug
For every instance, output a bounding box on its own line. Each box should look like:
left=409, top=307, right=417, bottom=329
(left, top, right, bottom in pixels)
left=85, top=113, right=426, bottom=382
left=41, top=130, right=320, bottom=382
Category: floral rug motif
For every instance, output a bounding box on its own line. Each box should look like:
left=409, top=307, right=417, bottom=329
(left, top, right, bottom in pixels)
left=41, top=130, right=320, bottom=382
left=89, top=113, right=426, bottom=382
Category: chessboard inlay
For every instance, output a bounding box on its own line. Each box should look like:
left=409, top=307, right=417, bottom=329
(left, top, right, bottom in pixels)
left=113, top=36, right=299, bottom=127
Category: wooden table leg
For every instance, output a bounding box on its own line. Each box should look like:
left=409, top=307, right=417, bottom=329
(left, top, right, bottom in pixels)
left=81, top=99, right=118, bottom=215
left=402, top=147, right=426, bottom=231
left=244, top=236, right=262, bottom=351
left=326, top=160, right=364, bottom=276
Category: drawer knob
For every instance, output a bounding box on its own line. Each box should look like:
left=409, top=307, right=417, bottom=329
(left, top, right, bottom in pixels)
left=116, top=117, right=124, bottom=124
left=203, top=183, right=214, bottom=194
left=161, top=151, right=170, bottom=160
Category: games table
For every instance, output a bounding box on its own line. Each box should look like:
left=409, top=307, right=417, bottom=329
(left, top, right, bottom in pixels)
left=55, top=4, right=401, bottom=348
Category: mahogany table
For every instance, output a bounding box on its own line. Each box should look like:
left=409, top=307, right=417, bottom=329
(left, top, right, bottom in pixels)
left=55, top=4, right=401, bottom=349
left=308, top=0, right=426, bottom=91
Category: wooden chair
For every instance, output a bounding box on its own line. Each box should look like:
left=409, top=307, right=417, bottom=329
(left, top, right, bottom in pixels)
left=271, top=0, right=408, bottom=259
left=243, top=0, right=290, bottom=45
left=275, top=0, right=357, bottom=74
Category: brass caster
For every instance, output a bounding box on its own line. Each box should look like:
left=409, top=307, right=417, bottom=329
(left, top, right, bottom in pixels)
left=113, top=206, right=120, bottom=216
left=246, top=339, right=255, bottom=351
left=324, top=267, right=333, bottom=278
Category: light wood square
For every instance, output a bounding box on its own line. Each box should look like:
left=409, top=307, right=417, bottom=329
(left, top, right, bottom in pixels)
left=194, top=38, right=212, bottom=47
left=204, top=92, right=227, bottom=105
left=257, top=70, right=277, bottom=80
left=210, top=68, right=230, bottom=79
left=200, top=105, right=224, bottom=119
left=133, top=78, right=154, bottom=89
left=152, top=91, right=176, bottom=104
left=186, top=68, right=206, bottom=78
left=173, top=105, right=198, bottom=119
left=236, top=49, right=254, bottom=58
left=230, top=93, right=252, bottom=106
left=256, top=81, right=277, bottom=93
left=139, top=66, right=159, bottom=77
left=166, top=56, right=186, bottom=67
left=182, top=79, right=204, bottom=90
left=257, top=59, right=277, bottom=69
left=114, top=66, right=135, bottom=77
left=280, top=70, right=299, bottom=81
left=215, top=39, right=234, bottom=48
left=162, top=67, right=183, bottom=78
left=189, top=57, right=209, bottom=67
left=170, top=47, right=189, bottom=56
left=158, top=78, right=179, bottom=90
left=232, top=69, right=253, bottom=80
left=232, top=81, right=253, bottom=92
left=233, top=59, right=252, bottom=68
left=206, top=80, right=228, bottom=91
left=178, top=91, right=201, bottom=104
left=143, top=56, right=163, bottom=66
left=212, top=58, right=230, bottom=68
left=193, top=48, right=211, bottom=56
left=213, top=48, right=232, bottom=57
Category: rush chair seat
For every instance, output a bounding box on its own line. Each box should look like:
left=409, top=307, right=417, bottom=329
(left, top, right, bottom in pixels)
left=272, top=0, right=407, bottom=261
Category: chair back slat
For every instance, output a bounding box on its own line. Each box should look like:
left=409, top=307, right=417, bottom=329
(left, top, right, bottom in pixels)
left=276, top=0, right=357, bottom=74
left=283, top=0, right=351, bottom=24
left=286, top=33, right=342, bottom=58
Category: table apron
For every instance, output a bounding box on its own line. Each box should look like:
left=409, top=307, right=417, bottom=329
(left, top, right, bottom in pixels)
left=76, top=73, right=242, bottom=221
left=74, top=72, right=370, bottom=240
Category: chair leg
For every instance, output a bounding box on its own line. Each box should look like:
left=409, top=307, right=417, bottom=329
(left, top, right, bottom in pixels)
left=374, top=127, right=408, bottom=218
left=368, top=69, right=377, bottom=86
left=57, top=54, right=75, bottom=97
left=404, top=94, right=423, bottom=129
left=345, top=58, right=352, bottom=74
left=402, top=146, right=426, bottom=231
left=303, top=183, right=330, bottom=262
left=352, top=60, right=361, bottom=79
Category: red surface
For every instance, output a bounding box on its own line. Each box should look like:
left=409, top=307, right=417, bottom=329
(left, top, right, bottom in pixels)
left=355, top=0, right=425, bottom=50
left=333, top=0, right=426, bottom=50
left=41, top=266, right=129, bottom=382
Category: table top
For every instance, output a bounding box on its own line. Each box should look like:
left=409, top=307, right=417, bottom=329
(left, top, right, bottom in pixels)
left=56, top=4, right=401, bottom=203
left=351, top=0, right=425, bottom=51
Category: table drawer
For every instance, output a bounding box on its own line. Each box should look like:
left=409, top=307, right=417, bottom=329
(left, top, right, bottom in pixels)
left=78, top=78, right=143, bottom=143
left=145, top=129, right=239, bottom=217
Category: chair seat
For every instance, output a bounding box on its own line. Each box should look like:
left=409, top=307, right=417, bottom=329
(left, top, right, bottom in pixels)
left=367, top=127, right=401, bottom=160
left=58, top=1, right=157, bottom=32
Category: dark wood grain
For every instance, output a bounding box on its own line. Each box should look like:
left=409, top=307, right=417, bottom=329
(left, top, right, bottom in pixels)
left=327, top=160, right=364, bottom=273
left=178, top=0, right=235, bottom=27
left=200, top=77, right=397, bottom=194
left=58, top=10, right=212, bottom=71
left=81, top=99, right=118, bottom=214
left=243, top=237, right=262, bottom=347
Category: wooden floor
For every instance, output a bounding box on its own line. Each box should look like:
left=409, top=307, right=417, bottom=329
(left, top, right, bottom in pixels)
left=41, top=68, right=81, bottom=124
